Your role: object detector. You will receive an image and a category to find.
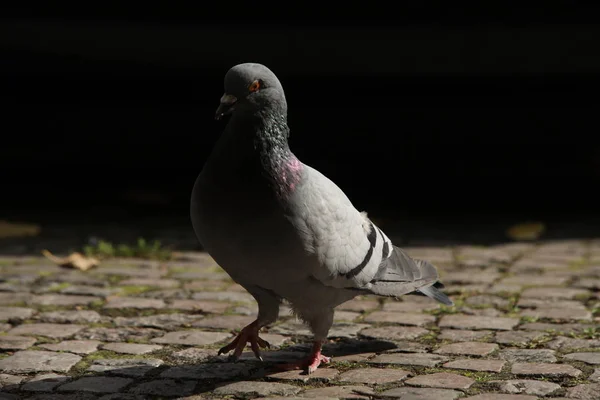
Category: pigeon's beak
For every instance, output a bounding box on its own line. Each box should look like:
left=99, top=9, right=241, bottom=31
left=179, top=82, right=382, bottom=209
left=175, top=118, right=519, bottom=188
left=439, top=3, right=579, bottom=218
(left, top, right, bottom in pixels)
left=215, top=94, right=238, bottom=120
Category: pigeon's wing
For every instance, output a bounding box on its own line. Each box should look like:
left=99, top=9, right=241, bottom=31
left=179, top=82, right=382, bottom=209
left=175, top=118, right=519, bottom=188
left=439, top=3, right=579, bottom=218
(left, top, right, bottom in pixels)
left=286, top=166, right=452, bottom=305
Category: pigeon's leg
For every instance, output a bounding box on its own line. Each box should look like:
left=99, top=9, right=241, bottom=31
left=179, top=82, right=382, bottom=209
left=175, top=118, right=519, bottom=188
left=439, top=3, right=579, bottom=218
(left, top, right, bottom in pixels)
left=217, top=286, right=280, bottom=361
left=277, top=307, right=333, bottom=374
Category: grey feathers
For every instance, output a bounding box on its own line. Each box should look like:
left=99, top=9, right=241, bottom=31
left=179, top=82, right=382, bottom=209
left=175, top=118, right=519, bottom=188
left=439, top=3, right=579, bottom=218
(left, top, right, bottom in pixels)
left=285, top=165, right=451, bottom=305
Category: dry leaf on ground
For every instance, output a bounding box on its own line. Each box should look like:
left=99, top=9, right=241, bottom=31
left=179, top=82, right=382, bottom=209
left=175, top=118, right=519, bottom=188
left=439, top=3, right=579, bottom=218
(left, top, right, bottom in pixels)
left=506, top=222, right=546, bottom=241
left=42, top=249, right=100, bottom=271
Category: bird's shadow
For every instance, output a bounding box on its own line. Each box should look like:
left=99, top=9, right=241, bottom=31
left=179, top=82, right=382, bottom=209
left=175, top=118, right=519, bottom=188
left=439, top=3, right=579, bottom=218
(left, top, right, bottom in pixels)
left=0, top=338, right=400, bottom=398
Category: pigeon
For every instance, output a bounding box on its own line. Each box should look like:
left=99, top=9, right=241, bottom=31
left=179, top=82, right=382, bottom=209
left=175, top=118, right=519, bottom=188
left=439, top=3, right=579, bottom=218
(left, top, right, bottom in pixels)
left=190, top=63, right=453, bottom=373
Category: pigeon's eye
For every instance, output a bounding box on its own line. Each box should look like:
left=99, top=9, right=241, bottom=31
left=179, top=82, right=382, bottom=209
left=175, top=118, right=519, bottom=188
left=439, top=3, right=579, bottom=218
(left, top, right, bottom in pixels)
left=248, top=80, right=261, bottom=93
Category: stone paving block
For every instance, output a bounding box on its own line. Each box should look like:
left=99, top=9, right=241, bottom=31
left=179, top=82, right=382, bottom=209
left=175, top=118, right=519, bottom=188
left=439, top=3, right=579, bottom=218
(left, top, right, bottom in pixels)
left=212, top=381, right=301, bottom=397
left=0, top=323, right=11, bottom=332
left=380, top=387, right=462, bottom=399
left=443, top=359, right=506, bottom=372
left=0, top=292, right=32, bottom=305
left=93, top=267, right=163, bottom=278
left=574, top=278, right=600, bottom=289
left=160, top=363, right=253, bottom=380
left=511, top=362, right=582, bottom=377
left=382, top=300, right=439, bottom=312
left=405, top=372, right=474, bottom=389
left=103, top=296, right=165, bottom=309
left=499, top=348, right=557, bottom=363
left=520, top=307, right=592, bottom=321
left=113, top=313, right=200, bottom=329
left=494, top=379, right=561, bottom=396
left=359, top=326, right=429, bottom=341
left=489, top=284, right=522, bottom=294
left=338, top=367, right=411, bottom=384
left=139, top=288, right=189, bottom=299
left=443, top=271, right=501, bottom=284
left=183, top=280, right=228, bottom=291
left=463, top=307, right=505, bottom=317
left=328, top=323, right=371, bottom=338
left=547, top=336, right=600, bottom=350
left=40, top=340, right=101, bottom=355
left=231, top=303, right=259, bottom=315
left=565, top=383, right=600, bottom=399
left=494, top=330, right=549, bottom=345
left=438, top=329, right=493, bottom=341
left=50, top=273, right=106, bottom=286
left=191, top=315, right=254, bottom=329
left=563, top=352, right=600, bottom=365
left=300, top=385, right=373, bottom=398
left=60, top=285, right=114, bottom=297
left=520, top=287, right=590, bottom=299
left=519, top=322, right=595, bottom=334
left=22, top=373, right=70, bottom=392
left=445, top=284, right=489, bottom=294
left=0, top=351, right=81, bottom=373
left=463, top=395, right=539, bottom=400
left=332, top=352, right=376, bottom=363
left=9, top=323, right=84, bottom=338
left=338, top=298, right=379, bottom=312
left=88, top=358, right=164, bottom=377
left=118, top=278, right=180, bottom=288
left=500, top=274, right=570, bottom=286
left=363, top=311, right=436, bottom=326
left=590, top=368, right=600, bottom=382
left=39, top=310, right=102, bottom=324
left=191, top=291, right=254, bottom=303
left=465, top=295, right=510, bottom=308
left=439, top=315, right=519, bottom=330
left=28, top=294, right=99, bottom=306
left=76, top=327, right=162, bottom=342
left=101, top=342, right=163, bottom=355
left=434, top=341, right=498, bottom=356
left=0, top=335, right=36, bottom=350
left=99, top=395, right=146, bottom=400
left=368, top=353, right=449, bottom=367
left=167, top=299, right=230, bottom=313
left=151, top=330, right=231, bottom=346
left=129, top=379, right=196, bottom=397
left=0, top=373, right=25, bottom=388
left=58, top=376, right=133, bottom=393
left=170, top=348, right=215, bottom=363
left=516, top=298, right=587, bottom=309
left=268, top=367, right=339, bottom=383
left=334, top=310, right=361, bottom=321
left=0, top=307, right=35, bottom=321
left=380, top=341, right=430, bottom=353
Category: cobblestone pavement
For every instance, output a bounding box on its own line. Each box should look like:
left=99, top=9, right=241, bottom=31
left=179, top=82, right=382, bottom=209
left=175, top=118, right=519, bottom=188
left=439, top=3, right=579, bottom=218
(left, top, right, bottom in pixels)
left=0, top=240, right=599, bottom=399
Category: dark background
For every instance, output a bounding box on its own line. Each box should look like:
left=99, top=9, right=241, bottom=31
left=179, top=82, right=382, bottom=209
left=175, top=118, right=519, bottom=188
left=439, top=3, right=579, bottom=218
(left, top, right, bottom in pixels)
left=2, top=5, right=600, bottom=244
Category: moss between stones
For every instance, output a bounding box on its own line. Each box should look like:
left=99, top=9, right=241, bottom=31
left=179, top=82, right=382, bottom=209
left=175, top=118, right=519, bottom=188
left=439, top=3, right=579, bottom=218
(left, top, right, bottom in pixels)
left=116, top=285, right=153, bottom=296
left=45, top=282, right=72, bottom=293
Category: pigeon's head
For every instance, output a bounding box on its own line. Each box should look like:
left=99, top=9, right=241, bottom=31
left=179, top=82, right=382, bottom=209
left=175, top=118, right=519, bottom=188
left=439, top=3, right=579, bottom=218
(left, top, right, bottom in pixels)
left=215, top=63, right=286, bottom=121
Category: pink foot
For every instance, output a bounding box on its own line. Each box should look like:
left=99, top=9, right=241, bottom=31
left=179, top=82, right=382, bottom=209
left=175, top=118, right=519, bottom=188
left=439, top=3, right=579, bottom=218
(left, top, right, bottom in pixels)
left=277, top=341, right=331, bottom=374
left=218, top=320, right=270, bottom=361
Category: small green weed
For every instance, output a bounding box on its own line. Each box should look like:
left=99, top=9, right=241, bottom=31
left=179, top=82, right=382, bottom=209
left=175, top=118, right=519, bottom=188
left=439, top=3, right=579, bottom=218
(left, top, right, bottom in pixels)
left=84, top=238, right=172, bottom=261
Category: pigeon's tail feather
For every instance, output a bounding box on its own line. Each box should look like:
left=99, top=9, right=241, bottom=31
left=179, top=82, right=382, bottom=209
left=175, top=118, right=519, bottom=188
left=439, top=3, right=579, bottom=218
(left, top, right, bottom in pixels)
left=413, top=259, right=453, bottom=305
left=418, top=284, right=454, bottom=306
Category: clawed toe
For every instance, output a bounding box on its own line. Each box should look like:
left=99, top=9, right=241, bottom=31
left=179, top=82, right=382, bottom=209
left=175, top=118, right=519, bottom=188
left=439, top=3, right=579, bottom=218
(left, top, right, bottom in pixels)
left=217, top=321, right=270, bottom=361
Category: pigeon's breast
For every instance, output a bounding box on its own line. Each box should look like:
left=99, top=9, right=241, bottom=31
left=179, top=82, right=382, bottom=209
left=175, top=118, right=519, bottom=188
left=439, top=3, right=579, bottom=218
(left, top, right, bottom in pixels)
left=191, top=144, right=312, bottom=287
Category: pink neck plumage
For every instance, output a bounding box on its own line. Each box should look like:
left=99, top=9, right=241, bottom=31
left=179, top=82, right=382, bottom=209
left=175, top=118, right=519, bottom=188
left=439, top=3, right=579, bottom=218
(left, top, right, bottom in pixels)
left=273, top=154, right=303, bottom=199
